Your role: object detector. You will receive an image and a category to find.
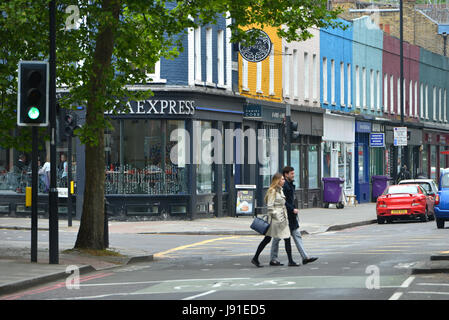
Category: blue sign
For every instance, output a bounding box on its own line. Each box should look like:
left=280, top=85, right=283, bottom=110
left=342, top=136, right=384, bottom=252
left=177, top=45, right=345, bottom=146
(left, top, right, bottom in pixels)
left=370, top=133, right=385, bottom=147
left=356, top=121, right=372, bottom=133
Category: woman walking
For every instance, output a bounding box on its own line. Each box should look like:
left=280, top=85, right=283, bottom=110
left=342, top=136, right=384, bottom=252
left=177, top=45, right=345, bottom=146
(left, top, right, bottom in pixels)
left=251, top=173, right=299, bottom=267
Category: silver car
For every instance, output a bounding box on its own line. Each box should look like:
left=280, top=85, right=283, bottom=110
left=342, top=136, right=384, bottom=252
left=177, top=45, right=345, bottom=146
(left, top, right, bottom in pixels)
left=399, top=179, right=438, bottom=196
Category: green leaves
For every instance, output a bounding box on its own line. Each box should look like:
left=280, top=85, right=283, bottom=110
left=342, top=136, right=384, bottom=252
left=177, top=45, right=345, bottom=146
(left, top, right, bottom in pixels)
left=0, top=0, right=344, bottom=149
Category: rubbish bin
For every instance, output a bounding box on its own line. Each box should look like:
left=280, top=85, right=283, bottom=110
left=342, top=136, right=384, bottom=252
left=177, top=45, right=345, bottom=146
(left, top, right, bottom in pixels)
left=322, top=177, right=345, bottom=209
left=371, top=175, right=391, bottom=202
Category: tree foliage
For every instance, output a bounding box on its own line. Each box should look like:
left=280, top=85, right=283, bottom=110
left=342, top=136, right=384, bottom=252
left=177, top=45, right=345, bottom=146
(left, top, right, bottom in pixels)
left=0, top=0, right=343, bottom=249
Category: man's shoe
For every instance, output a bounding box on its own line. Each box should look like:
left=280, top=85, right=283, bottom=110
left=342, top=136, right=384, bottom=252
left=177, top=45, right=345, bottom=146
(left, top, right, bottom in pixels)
left=269, top=260, right=284, bottom=266
left=288, top=261, right=300, bottom=267
left=251, top=258, right=263, bottom=268
left=303, top=257, right=318, bottom=265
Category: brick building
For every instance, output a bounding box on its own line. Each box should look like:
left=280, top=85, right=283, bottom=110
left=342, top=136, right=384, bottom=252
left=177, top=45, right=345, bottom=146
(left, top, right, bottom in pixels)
left=332, top=0, right=449, bottom=57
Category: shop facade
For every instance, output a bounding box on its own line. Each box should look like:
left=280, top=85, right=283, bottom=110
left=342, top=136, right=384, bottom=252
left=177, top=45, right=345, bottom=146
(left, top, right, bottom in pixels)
left=354, top=121, right=371, bottom=203
left=97, top=89, right=246, bottom=219
left=287, top=106, right=324, bottom=209
left=322, top=112, right=355, bottom=196
left=422, top=129, right=449, bottom=183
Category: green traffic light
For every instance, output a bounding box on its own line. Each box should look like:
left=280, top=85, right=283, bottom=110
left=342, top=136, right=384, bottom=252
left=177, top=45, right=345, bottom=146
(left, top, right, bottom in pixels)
left=28, top=107, right=40, bottom=120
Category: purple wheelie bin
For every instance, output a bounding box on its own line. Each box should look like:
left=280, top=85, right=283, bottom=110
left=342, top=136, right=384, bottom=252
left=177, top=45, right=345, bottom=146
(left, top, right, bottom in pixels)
left=371, top=175, right=391, bottom=202
left=322, top=177, right=345, bottom=209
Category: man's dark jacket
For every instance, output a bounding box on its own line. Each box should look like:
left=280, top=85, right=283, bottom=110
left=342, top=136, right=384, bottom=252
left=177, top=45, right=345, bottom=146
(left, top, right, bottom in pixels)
left=283, top=179, right=299, bottom=231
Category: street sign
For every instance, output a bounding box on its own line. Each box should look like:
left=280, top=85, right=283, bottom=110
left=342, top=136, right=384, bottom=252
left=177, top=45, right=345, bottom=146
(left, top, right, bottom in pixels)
left=394, top=127, right=407, bottom=146
left=370, top=133, right=385, bottom=147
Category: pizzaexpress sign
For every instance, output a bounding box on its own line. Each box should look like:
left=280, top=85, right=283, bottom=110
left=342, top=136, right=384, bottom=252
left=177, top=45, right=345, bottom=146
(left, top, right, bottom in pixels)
left=106, top=99, right=196, bottom=116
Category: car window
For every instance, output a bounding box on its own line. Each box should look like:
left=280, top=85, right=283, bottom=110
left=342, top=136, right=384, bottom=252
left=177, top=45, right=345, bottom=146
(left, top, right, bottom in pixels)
left=385, top=185, right=419, bottom=194
left=419, top=183, right=431, bottom=193
left=442, top=174, right=449, bottom=189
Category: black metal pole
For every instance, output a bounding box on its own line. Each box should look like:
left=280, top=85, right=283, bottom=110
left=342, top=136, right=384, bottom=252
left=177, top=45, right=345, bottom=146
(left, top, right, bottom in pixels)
left=67, top=136, right=72, bottom=227
left=31, top=127, right=38, bottom=263
left=104, top=198, right=109, bottom=248
left=286, top=104, right=291, bottom=166
left=400, top=0, right=405, bottom=169
left=49, top=0, right=59, bottom=264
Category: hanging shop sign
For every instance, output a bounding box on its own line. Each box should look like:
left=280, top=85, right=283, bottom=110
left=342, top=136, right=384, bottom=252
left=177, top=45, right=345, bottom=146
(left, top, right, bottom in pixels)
left=239, top=29, right=273, bottom=63
left=394, top=127, right=408, bottom=146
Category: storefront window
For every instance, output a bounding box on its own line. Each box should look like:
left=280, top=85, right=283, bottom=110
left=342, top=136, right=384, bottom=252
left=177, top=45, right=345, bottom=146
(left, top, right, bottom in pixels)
left=196, top=121, right=213, bottom=194
left=308, top=145, right=319, bottom=189
left=431, top=145, right=437, bottom=180
left=323, top=142, right=331, bottom=178
left=291, top=144, right=300, bottom=190
left=358, top=144, right=365, bottom=183
left=346, top=144, right=353, bottom=190
left=337, top=143, right=345, bottom=181
left=422, top=147, right=428, bottom=178
left=262, top=125, right=279, bottom=187
left=105, top=119, right=187, bottom=195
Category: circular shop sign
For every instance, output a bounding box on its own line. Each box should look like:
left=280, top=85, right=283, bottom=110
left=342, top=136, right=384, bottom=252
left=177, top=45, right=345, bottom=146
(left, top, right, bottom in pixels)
left=238, top=29, right=273, bottom=63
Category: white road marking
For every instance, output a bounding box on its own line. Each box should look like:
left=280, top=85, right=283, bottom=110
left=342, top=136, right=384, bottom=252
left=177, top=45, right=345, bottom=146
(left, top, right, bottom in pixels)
left=417, top=283, right=449, bottom=287
left=389, top=292, right=403, bottom=300
left=400, top=276, right=415, bottom=288
left=182, top=290, right=217, bottom=300
left=409, top=291, right=449, bottom=296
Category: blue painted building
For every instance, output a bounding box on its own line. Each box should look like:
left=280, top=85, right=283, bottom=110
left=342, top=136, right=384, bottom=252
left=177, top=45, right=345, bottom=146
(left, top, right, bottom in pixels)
left=320, top=19, right=356, bottom=198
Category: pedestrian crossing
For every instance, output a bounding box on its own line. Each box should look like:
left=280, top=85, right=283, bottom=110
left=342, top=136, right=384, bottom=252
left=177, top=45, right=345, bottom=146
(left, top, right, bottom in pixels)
left=153, top=227, right=449, bottom=260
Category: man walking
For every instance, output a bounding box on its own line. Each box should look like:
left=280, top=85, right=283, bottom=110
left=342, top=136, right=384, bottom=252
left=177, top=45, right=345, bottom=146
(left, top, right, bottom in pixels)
left=270, top=166, right=318, bottom=266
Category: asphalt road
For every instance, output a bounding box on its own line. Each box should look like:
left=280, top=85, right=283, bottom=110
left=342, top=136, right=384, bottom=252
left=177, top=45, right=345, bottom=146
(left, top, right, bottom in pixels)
left=2, top=219, right=449, bottom=303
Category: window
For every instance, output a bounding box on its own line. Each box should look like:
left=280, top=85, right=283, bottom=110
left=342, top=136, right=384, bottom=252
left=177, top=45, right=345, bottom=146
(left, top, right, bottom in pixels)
left=397, top=78, right=400, bottom=115
left=331, top=59, right=335, bottom=104
left=383, top=74, right=388, bottom=112
left=340, top=62, right=345, bottom=106
left=439, top=88, right=442, bottom=122
left=433, top=86, right=437, bottom=121
left=390, top=75, right=394, bottom=114
left=304, top=52, right=309, bottom=100
left=355, top=65, right=360, bottom=108
left=293, top=50, right=298, bottom=97
left=445, top=89, right=447, bottom=122
left=308, top=145, right=319, bottom=189
left=409, top=80, right=413, bottom=117
left=256, top=62, right=262, bottom=93
left=312, top=54, right=317, bottom=100
left=284, top=144, right=301, bottom=190
left=269, top=46, right=275, bottom=95
left=262, top=125, right=280, bottom=187
left=347, top=63, right=351, bottom=107
left=194, top=27, right=202, bottom=82
left=105, top=119, right=187, bottom=195
left=323, top=57, right=328, bottom=103
left=377, top=71, right=380, bottom=111
left=426, top=85, right=429, bottom=119
left=206, top=27, right=212, bottom=83
left=362, top=67, right=366, bottom=108
left=370, top=69, right=374, bottom=110
left=196, top=121, right=213, bottom=194
left=414, top=81, right=418, bottom=117
left=242, top=59, right=248, bottom=90
left=217, top=30, right=224, bottom=86
left=420, top=83, right=424, bottom=118
left=285, top=47, right=290, bottom=97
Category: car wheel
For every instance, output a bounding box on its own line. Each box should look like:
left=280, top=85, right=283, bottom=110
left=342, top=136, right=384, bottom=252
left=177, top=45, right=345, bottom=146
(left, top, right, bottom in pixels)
left=436, top=218, right=445, bottom=229
left=421, top=208, right=429, bottom=222
left=377, top=217, right=385, bottom=224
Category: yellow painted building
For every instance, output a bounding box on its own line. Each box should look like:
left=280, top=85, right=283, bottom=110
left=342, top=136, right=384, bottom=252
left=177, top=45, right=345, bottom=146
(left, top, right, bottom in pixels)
left=238, top=26, right=283, bottom=103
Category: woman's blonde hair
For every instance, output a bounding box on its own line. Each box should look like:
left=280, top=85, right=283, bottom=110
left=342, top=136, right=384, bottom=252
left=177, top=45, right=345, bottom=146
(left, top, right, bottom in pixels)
left=264, top=172, right=283, bottom=203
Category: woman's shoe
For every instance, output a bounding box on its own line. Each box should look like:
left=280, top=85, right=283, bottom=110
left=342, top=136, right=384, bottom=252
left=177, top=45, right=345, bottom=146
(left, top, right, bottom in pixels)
left=288, top=261, right=300, bottom=267
left=269, top=260, right=284, bottom=266
left=251, top=258, right=263, bottom=268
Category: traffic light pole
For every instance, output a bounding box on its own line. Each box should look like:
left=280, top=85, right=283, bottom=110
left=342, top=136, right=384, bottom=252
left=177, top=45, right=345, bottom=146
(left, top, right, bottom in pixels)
left=31, top=127, right=38, bottom=263
left=48, top=0, right=59, bottom=264
left=286, top=104, right=291, bottom=167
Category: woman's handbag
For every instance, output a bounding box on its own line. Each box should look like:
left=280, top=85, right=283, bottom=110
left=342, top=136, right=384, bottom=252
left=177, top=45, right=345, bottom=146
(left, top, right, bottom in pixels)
left=250, top=215, right=270, bottom=235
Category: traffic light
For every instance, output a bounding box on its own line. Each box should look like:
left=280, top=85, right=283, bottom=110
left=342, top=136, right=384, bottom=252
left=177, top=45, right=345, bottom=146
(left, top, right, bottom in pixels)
left=290, top=121, right=300, bottom=140
left=64, top=112, right=81, bottom=137
left=17, top=61, right=49, bottom=126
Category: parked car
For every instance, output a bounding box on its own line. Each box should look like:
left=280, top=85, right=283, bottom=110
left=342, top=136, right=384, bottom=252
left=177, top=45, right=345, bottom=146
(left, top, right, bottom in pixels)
left=434, top=168, right=449, bottom=229
left=376, top=184, right=435, bottom=224
left=398, top=179, right=437, bottom=217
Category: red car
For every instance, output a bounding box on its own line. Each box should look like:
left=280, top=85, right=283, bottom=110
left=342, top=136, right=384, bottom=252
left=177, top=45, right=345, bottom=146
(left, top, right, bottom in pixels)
left=376, top=184, right=435, bottom=224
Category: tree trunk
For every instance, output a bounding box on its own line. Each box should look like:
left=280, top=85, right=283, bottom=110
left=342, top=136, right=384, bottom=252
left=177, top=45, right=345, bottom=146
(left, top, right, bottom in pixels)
left=75, top=0, right=120, bottom=250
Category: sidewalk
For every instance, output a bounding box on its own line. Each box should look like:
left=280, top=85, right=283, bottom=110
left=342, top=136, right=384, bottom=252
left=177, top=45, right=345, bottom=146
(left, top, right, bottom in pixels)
left=0, top=202, right=440, bottom=296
